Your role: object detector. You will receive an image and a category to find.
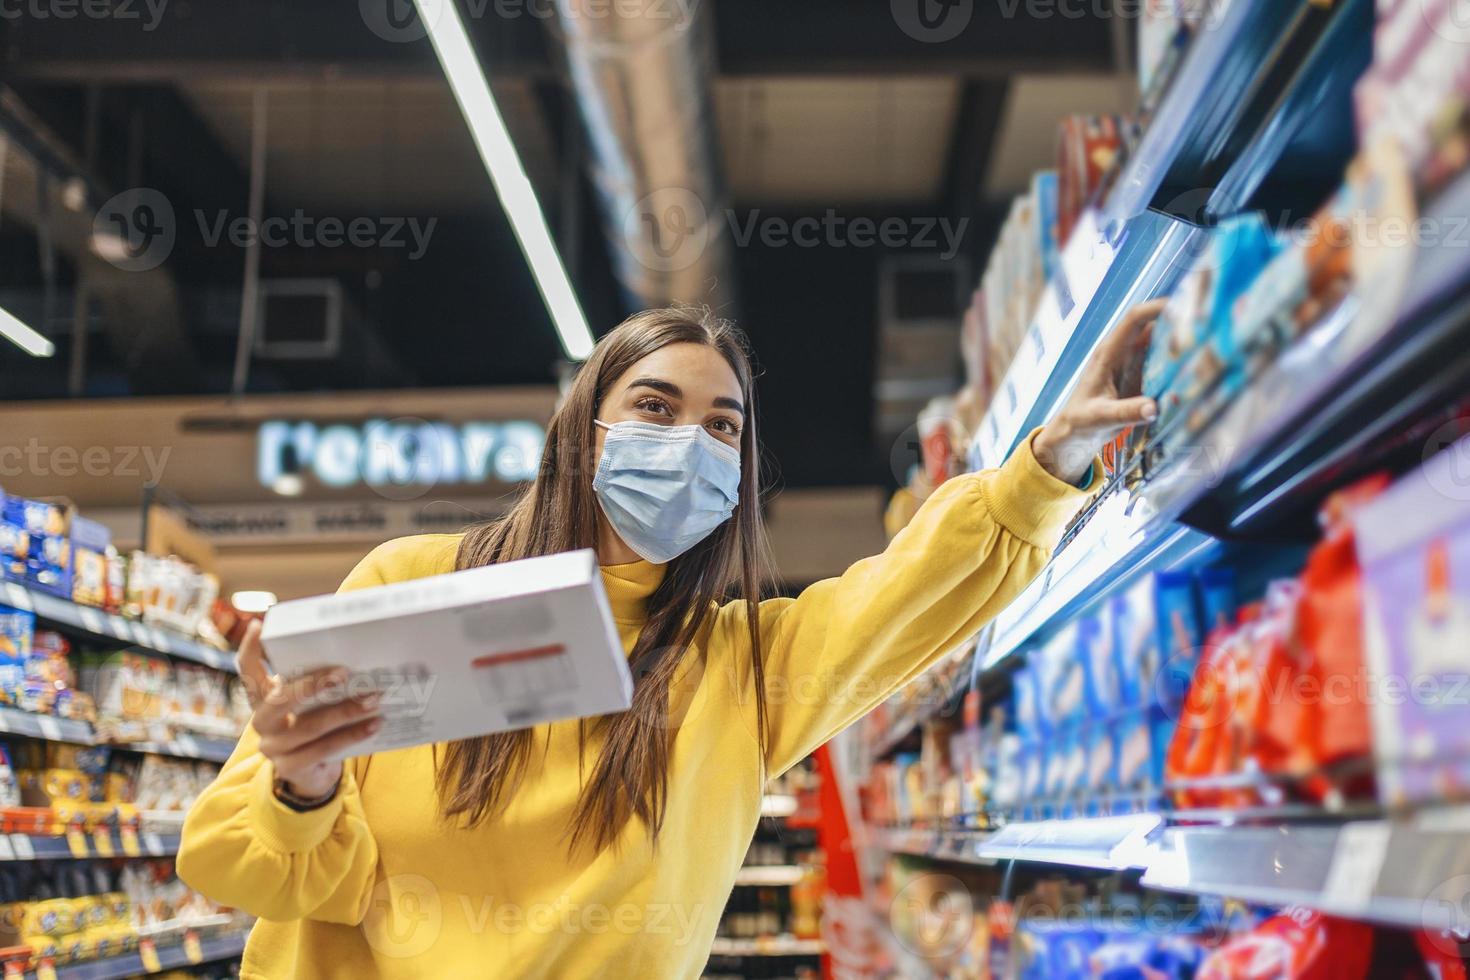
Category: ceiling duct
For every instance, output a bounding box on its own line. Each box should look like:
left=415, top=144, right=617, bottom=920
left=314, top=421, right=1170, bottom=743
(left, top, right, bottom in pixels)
left=553, top=0, right=736, bottom=314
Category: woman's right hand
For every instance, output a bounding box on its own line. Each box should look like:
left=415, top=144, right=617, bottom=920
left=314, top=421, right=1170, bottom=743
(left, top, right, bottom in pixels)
left=237, top=621, right=382, bottom=800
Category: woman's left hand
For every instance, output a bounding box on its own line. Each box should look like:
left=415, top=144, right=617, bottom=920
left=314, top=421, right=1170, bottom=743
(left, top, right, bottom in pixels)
left=1032, top=298, right=1167, bottom=485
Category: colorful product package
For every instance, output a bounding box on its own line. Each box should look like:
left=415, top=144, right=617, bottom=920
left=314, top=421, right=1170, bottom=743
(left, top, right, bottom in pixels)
left=1114, top=709, right=1156, bottom=795
left=1197, top=907, right=1373, bottom=980
left=1013, top=663, right=1043, bottom=740
left=1080, top=609, right=1119, bottom=719
left=1143, top=215, right=1282, bottom=418
left=1154, top=572, right=1203, bottom=712
left=1356, top=437, right=1470, bottom=806
left=1019, top=742, right=1046, bottom=809
left=0, top=605, right=33, bottom=703
left=1018, top=919, right=1100, bottom=980
left=1036, top=623, right=1087, bottom=730
left=1113, top=578, right=1161, bottom=708
left=1085, top=723, right=1117, bottom=803
left=1197, top=568, right=1237, bottom=637
left=69, top=517, right=112, bottom=609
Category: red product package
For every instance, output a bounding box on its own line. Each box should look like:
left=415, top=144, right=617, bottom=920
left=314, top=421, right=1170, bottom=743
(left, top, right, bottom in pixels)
left=1197, top=908, right=1374, bottom=980
left=1289, top=475, right=1391, bottom=801
left=1416, top=929, right=1469, bottom=980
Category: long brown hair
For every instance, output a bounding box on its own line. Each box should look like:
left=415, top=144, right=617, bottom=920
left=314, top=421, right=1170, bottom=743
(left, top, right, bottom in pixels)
left=443, top=307, right=774, bottom=852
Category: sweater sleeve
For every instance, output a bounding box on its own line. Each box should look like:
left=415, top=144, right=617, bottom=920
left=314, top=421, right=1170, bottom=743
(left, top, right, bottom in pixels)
left=177, top=541, right=425, bottom=923
left=722, top=431, right=1101, bottom=777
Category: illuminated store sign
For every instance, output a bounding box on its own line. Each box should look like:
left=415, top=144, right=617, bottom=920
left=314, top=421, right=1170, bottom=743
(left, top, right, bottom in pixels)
left=257, top=419, right=544, bottom=492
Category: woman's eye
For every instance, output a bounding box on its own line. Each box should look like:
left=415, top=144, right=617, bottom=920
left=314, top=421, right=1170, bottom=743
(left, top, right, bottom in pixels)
left=635, top=397, right=672, bottom=416
left=709, top=418, right=741, bottom=436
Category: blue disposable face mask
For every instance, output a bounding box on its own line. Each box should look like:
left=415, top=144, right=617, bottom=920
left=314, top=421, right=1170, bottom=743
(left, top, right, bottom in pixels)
left=592, top=419, right=741, bottom=564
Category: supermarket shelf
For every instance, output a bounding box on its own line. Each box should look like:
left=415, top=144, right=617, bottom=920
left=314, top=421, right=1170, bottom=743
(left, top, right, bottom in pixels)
left=0, top=705, right=240, bottom=763
left=121, top=735, right=238, bottom=764
left=980, top=492, right=1218, bottom=671
left=1143, top=808, right=1470, bottom=932
left=0, top=706, right=93, bottom=744
left=1105, top=0, right=1370, bottom=227
left=0, top=830, right=180, bottom=862
left=877, top=814, right=1161, bottom=872
left=972, top=208, right=1197, bottom=473
left=28, top=929, right=248, bottom=980
left=978, top=813, right=1162, bottom=870
left=707, top=937, right=825, bottom=958
left=733, top=865, right=806, bottom=887
left=1, top=580, right=236, bottom=673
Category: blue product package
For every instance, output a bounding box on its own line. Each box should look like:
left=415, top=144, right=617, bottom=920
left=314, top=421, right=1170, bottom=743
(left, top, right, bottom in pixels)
left=1013, top=663, right=1042, bottom=739
left=1044, top=730, right=1072, bottom=802
left=1111, top=579, right=1157, bottom=708
left=1079, top=611, right=1118, bottom=718
left=1019, top=920, right=1101, bottom=980
left=1032, top=170, right=1059, bottom=283
left=1153, top=572, right=1201, bottom=711
left=1146, top=935, right=1206, bottom=978
left=1197, top=567, right=1237, bottom=637
left=0, top=604, right=34, bottom=699
left=1090, top=936, right=1157, bottom=980
left=1142, top=214, right=1280, bottom=399
left=1085, top=723, right=1117, bottom=800
left=1113, top=709, right=1153, bottom=794
left=1148, top=706, right=1174, bottom=790
left=1018, top=741, right=1046, bottom=812
left=1037, top=623, right=1086, bottom=730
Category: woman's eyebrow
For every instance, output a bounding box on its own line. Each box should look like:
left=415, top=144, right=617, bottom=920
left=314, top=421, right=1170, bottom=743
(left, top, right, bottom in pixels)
left=630, top=378, right=745, bottom=416
left=628, top=377, right=682, bottom=399
left=713, top=396, right=746, bottom=416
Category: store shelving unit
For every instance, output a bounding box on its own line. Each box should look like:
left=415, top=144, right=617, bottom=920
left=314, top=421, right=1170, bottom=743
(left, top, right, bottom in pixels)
left=0, top=706, right=239, bottom=764
left=862, top=0, right=1470, bottom=965
left=973, top=0, right=1371, bottom=477
left=0, top=831, right=180, bottom=863
left=25, top=929, right=249, bottom=980
left=0, top=580, right=236, bottom=673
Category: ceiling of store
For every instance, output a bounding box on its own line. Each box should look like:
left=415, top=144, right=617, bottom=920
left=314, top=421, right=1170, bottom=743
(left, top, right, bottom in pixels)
left=0, top=0, right=1129, bottom=489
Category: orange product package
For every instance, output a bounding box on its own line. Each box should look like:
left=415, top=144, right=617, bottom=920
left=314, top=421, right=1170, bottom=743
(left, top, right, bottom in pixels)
left=1197, top=908, right=1374, bottom=980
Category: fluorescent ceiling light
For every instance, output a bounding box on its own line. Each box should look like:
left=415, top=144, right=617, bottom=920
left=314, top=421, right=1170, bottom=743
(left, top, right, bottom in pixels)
left=231, top=590, right=278, bottom=613
left=0, top=306, right=54, bottom=357
left=416, top=0, right=596, bottom=361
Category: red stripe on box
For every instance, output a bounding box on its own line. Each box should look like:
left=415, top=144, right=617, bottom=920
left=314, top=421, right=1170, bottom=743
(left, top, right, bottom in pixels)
left=471, top=644, right=567, bottom=668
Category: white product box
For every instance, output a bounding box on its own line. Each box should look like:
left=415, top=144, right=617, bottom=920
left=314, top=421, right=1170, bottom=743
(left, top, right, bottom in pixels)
left=260, top=549, right=632, bottom=758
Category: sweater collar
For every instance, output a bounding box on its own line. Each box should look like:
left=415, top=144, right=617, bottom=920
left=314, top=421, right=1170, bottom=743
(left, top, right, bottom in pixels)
left=599, top=559, right=665, bottom=624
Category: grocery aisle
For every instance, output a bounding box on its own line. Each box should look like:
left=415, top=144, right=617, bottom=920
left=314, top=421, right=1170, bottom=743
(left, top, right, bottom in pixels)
left=850, top=0, right=1470, bottom=976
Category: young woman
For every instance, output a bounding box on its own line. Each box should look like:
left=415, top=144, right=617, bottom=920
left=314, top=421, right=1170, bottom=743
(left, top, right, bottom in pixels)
left=178, top=301, right=1163, bottom=979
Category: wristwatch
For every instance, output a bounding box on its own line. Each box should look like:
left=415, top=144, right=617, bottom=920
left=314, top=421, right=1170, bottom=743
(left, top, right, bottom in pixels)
left=272, top=776, right=340, bottom=812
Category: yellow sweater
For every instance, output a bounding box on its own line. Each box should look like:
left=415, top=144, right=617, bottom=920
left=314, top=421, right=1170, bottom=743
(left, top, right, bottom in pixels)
left=177, top=437, right=1097, bottom=979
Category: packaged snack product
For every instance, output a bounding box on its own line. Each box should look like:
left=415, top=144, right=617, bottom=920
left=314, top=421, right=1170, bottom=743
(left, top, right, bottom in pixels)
left=1196, top=907, right=1373, bottom=980
left=1356, top=437, right=1470, bottom=806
